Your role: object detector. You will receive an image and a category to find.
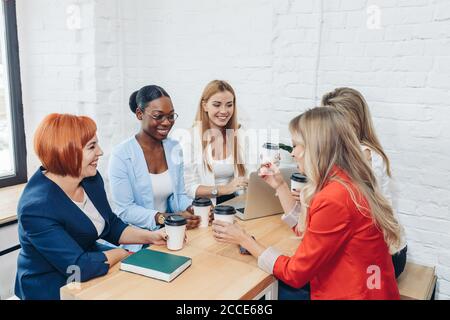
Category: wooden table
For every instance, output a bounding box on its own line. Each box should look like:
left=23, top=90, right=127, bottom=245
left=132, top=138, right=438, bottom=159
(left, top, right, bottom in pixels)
left=0, top=183, right=25, bottom=225
left=60, top=213, right=301, bottom=300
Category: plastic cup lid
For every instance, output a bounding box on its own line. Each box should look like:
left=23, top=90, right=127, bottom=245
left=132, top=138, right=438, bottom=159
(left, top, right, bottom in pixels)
left=164, top=214, right=187, bottom=226
left=192, top=197, right=212, bottom=207
left=214, top=205, right=236, bottom=215
left=291, top=172, right=308, bottom=183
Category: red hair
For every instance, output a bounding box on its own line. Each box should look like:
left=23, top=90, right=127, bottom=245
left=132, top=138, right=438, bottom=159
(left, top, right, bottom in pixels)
left=34, top=113, right=97, bottom=177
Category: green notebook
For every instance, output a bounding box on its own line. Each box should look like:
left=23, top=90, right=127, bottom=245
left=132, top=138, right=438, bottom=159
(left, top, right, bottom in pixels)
left=120, top=249, right=192, bottom=282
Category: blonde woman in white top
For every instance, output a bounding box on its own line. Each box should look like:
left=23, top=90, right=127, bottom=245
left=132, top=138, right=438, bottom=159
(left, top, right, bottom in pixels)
left=181, top=80, right=250, bottom=205
left=321, top=87, right=407, bottom=278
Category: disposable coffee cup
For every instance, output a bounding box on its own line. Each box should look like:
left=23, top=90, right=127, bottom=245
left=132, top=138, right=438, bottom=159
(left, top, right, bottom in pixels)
left=291, top=173, right=307, bottom=192
left=192, top=197, right=212, bottom=228
left=164, top=215, right=187, bottom=251
left=214, top=205, right=236, bottom=224
left=260, top=143, right=281, bottom=166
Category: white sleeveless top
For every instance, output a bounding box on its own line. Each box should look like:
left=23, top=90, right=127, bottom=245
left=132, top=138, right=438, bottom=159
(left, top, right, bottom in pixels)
left=212, top=154, right=235, bottom=186
left=149, top=170, right=173, bottom=213
left=361, top=145, right=406, bottom=250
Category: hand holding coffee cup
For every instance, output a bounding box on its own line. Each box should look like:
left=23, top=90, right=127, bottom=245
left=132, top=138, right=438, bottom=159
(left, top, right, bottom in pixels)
left=212, top=219, right=249, bottom=245
left=164, top=215, right=187, bottom=251
left=179, top=209, right=201, bottom=229
left=213, top=205, right=236, bottom=224
left=192, top=197, right=213, bottom=228
left=147, top=228, right=168, bottom=246
left=290, top=173, right=307, bottom=201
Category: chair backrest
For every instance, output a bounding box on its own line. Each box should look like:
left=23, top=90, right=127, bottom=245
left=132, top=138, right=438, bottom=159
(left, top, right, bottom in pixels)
left=0, top=222, right=20, bottom=300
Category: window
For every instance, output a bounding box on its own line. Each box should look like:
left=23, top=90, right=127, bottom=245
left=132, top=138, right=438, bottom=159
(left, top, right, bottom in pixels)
left=0, top=0, right=26, bottom=188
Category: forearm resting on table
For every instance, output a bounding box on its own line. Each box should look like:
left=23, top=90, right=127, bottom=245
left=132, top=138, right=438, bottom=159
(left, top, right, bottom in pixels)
left=103, top=248, right=128, bottom=267
left=118, top=226, right=152, bottom=244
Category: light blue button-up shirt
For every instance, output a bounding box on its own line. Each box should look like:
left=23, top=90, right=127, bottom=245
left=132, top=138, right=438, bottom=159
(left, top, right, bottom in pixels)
left=108, top=136, right=193, bottom=237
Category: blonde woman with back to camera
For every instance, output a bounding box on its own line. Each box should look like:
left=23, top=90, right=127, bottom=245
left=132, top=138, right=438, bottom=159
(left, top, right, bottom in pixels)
left=212, top=107, right=402, bottom=300
left=321, top=87, right=407, bottom=279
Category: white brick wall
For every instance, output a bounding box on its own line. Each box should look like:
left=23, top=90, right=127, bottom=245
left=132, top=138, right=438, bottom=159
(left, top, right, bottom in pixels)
left=11, top=0, right=450, bottom=299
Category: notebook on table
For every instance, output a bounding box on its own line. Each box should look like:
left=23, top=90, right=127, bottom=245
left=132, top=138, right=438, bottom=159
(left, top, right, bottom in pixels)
left=120, top=249, right=192, bottom=282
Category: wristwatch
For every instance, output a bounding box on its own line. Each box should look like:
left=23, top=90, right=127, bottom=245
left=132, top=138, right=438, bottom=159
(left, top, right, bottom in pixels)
left=156, top=212, right=166, bottom=226
left=211, top=185, right=218, bottom=197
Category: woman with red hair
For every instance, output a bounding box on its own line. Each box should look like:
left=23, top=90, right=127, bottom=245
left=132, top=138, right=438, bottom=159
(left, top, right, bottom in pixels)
left=15, top=113, right=167, bottom=300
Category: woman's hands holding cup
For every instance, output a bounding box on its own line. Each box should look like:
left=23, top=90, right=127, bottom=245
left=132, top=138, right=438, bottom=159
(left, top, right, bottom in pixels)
left=179, top=207, right=201, bottom=229
left=291, top=189, right=301, bottom=201
left=212, top=219, right=248, bottom=245
left=148, top=228, right=168, bottom=245
left=209, top=205, right=215, bottom=225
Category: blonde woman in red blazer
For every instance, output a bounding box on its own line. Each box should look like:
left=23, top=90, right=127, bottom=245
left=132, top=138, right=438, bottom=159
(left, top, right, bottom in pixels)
left=212, top=107, right=402, bottom=300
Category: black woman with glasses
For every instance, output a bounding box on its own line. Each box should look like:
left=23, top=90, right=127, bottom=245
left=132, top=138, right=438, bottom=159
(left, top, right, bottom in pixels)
left=108, top=85, right=199, bottom=252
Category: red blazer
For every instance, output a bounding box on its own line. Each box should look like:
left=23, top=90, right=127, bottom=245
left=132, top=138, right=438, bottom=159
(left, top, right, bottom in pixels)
left=273, top=167, right=400, bottom=300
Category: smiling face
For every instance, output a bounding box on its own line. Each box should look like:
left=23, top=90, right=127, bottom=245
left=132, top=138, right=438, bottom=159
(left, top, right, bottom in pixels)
left=202, top=90, right=235, bottom=130
left=80, top=134, right=103, bottom=178
left=136, top=96, right=175, bottom=141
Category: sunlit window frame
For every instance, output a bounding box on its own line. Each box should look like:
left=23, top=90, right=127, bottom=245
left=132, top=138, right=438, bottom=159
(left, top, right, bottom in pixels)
left=0, top=0, right=26, bottom=188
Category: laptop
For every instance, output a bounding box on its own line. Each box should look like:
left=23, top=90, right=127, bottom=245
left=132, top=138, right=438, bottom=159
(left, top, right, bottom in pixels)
left=229, top=166, right=298, bottom=221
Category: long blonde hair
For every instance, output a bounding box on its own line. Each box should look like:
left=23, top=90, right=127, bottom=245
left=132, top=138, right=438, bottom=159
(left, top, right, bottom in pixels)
left=289, top=107, right=402, bottom=253
left=194, top=80, right=245, bottom=176
left=321, top=87, right=392, bottom=176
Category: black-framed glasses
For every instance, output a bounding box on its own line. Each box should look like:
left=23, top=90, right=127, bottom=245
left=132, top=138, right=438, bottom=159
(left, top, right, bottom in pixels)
left=146, top=112, right=179, bottom=122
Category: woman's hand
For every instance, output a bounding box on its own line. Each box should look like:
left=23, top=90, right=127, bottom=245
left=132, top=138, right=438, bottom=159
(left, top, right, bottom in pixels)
left=179, top=210, right=201, bottom=229
left=104, top=248, right=130, bottom=267
left=148, top=228, right=168, bottom=245
left=291, top=189, right=301, bottom=202
left=212, top=220, right=267, bottom=258
left=258, top=162, right=286, bottom=190
left=212, top=219, right=248, bottom=245
left=220, top=176, right=249, bottom=195
left=209, top=205, right=215, bottom=225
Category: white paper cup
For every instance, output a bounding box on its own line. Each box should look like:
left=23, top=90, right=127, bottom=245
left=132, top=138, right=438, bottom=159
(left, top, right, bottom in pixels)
left=192, top=197, right=212, bottom=228
left=194, top=206, right=210, bottom=228
left=260, top=143, right=281, bottom=166
left=291, top=173, right=307, bottom=192
left=214, top=205, right=236, bottom=224
left=164, top=215, right=187, bottom=251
